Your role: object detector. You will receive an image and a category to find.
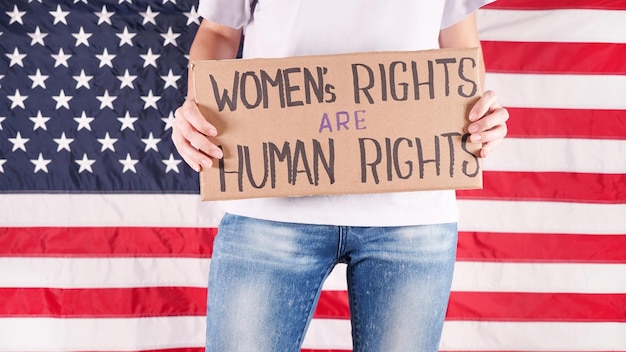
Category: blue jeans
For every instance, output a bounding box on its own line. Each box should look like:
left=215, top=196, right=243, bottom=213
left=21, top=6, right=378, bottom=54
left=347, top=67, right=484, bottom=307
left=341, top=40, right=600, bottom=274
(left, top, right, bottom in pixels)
left=206, top=213, right=457, bottom=352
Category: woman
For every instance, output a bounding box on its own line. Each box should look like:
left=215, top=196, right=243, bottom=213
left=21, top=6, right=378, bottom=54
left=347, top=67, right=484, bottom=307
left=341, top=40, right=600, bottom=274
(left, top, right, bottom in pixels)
left=172, top=1, right=509, bottom=351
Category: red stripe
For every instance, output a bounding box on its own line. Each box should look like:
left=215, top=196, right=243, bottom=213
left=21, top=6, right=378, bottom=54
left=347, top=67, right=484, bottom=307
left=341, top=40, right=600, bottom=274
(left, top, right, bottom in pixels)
left=447, top=292, right=626, bottom=322
left=4, top=287, right=625, bottom=323
left=4, top=227, right=626, bottom=263
left=85, top=349, right=352, bottom=352
left=315, top=291, right=350, bottom=319
left=457, top=232, right=626, bottom=263
left=0, top=287, right=207, bottom=317
left=483, top=42, right=626, bottom=75
left=484, top=0, right=626, bottom=10
left=0, top=286, right=349, bottom=319
left=0, top=227, right=217, bottom=257
left=457, top=172, right=626, bottom=204
left=135, top=349, right=203, bottom=352
left=502, top=108, right=626, bottom=140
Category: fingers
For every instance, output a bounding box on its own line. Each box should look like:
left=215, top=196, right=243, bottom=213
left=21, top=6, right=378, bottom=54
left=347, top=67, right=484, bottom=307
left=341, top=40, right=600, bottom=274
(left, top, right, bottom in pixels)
left=468, top=107, right=508, bottom=142
left=479, top=138, right=504, bottom=158
left=172, top=99, right=223, bottom=172
left=468, top=90, right=509, bottom=157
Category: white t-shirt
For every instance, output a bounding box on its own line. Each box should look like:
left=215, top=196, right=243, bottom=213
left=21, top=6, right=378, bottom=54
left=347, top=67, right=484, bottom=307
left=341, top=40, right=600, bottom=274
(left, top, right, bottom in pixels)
left=196, top=0, right=493, bottom=226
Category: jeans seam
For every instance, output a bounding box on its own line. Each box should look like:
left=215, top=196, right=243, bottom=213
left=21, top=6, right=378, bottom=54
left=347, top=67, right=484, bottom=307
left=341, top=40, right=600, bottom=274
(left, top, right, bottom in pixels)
left=347, top=263, right=361, bottom=351
left=336, top=225, right=344, bottom=259
left=293, top=262, right=336, bottom=352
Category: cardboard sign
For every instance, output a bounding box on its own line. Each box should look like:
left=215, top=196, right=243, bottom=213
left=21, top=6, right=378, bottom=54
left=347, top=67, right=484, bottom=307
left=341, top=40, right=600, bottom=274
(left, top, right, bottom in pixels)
left=192, top=47, right=483, bottom=201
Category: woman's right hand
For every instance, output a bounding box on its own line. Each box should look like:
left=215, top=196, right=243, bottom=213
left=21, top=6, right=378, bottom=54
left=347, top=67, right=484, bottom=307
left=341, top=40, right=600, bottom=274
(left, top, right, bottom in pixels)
left=172, top=99, right=224, bottom=172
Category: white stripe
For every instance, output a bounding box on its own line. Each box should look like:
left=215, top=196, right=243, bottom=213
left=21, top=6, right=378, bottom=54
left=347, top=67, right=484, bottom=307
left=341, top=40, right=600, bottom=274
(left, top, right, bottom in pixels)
left=0, top=193, right=224, bottom=227
left=441, top=321, right=626, bottom=351
left=452, top=262, right=626, bottom=293
left=322, top=263, right=348, bottom=291
left=478, top=9, right=626, bottom=43
left=0, top=254, right=349, bottom=291
left=458, top=200, right=626, bottom=235
left=2, top=317, right=624, bottom=352
left=273, top=319, right=626, bottom=351
left=0, top=257, right=210, bottom=288
left=485, top=73, right=626, bottom=109
left=325, top=261, right=626, bottom=294
left=0, top=316, right=205, bottom=352
left=5, top=256, right=626, bottom=294
left=0, top=254, right=346, bottom=291
left=483, top=138, right=626, bottom=174
left=302, top=319, right=353, bottom=350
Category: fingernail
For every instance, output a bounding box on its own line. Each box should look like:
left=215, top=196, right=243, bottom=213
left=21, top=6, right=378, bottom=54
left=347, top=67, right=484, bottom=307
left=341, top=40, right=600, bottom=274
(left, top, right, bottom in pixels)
left=212, top=149, right=223, bottom=159
left=208, top=128, right=217, bottom=136
left=201, top=159, right=212, bottom=168
left=468, top=124, right=479, bottom=133
left=471, top=134, right=482, bottom=142
left=469, top=112, right=478, bottom=121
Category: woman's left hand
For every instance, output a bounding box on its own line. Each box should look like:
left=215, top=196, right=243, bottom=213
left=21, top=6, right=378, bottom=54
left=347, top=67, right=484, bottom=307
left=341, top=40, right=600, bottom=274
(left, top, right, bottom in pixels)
left=467, top=90, right=509, bottom=158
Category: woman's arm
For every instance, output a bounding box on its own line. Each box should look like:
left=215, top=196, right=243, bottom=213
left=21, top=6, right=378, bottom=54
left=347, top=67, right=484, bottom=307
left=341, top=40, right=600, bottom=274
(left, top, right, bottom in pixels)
left=173, top=19, right=242, bottom=171
left=439, top=13, right=509, bottom=158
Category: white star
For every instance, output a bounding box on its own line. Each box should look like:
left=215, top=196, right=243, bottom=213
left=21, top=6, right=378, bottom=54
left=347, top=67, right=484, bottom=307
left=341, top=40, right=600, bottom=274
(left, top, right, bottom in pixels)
left=9, top=132, right=29, bottom=152
left=160, top=27, right=180, bottom=47
left=31, top=153, right=52, bottom=173
left=0, top=159, right=6, bottom=173
left=140, top=7, right=159, bottom=25
left=97, top=132, right=117, bottom=152
left=50, top=5, right=70, bottom=25
left=73, top=69, right=93, bottom=89
left=75, top=154, right=96, bottom=173
left=119, top=0, right=132, bottom=4
left=162, top=153, right=182, bottom=173
left=97, top=90, right=116, bottom=109
left=74, top=0, right=88, bottom=3
left=116, top=26, right=136, bottom=47
left=119, top=153, right=139, bottom=173
left=30, top=111, right=50, bottom=131
left=141, top=132, right=161, bottom=152
left=54, top=132, right=74, bottom=152
left=96, top=48, right=115, bottom=68
left=161, top=69, right=181, bottom=89
left=6, top=47, right=26, bottom=67
left=118, top=111, right=138, bottom=131
left=161, top=111, right=175, bottom=130
left=140, top=48, right=159, bottom=68
left=52, top=90, right=72, bottom=109
left=74, top=111, right=94, bottom=131
left=28, top=26, right=48, bottom=46
left=163, top=0, right=176, bottom=4
left=8, top=89, right=28, bottom=109
left=51, top=48, right=72, bottom=68
left=0, top=74, right=4, bottom=88
left=7, top=5, right=26, bottom=25
left=141, top=90, right=160, bottom=109
left=29, top=69, right=49, bottom=89
left=95, top=5, right=115, bottom=25
left=184, top=6, right=200, bottom=25
left=72, top=27, right=92, bottom=47
left=117, top=69, right=137, bottom=89
left=0, top=116, right=5, bottom=130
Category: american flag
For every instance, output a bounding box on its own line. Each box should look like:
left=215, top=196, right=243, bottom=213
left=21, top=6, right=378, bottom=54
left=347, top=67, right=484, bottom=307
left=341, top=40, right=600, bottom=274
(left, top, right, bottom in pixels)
left=1, top=0, right=625, bottom=351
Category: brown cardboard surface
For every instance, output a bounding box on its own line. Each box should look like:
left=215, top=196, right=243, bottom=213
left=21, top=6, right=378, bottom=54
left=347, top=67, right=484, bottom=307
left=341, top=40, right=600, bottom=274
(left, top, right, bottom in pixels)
left=192, top=47, right=483, bottom=201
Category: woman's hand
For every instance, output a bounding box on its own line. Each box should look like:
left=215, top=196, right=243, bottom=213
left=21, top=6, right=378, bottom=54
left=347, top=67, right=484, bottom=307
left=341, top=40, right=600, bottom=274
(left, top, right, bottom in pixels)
left=172, top=99, right=224, bottom=172
left=467, top=90, right=509, bottom=158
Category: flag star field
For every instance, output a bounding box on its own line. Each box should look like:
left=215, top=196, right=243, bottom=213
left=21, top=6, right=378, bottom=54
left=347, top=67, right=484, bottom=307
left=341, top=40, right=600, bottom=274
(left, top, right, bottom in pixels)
left=0, top=0, right=199, bottom=192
